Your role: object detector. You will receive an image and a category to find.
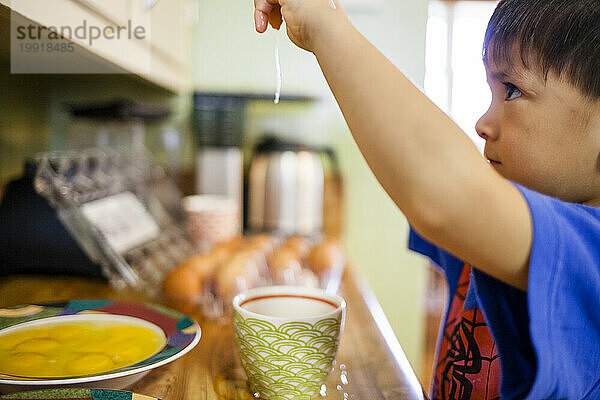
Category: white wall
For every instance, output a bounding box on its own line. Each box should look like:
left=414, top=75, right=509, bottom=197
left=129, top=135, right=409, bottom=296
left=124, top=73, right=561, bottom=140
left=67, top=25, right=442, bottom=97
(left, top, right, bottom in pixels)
left=193, top=0, right=429, bottom=375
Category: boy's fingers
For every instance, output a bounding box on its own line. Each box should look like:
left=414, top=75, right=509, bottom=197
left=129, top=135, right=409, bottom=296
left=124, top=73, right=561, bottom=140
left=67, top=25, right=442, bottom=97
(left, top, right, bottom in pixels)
left=254, top=9, right=269, bottom=33
left=254, top=0, right=281, bottom=33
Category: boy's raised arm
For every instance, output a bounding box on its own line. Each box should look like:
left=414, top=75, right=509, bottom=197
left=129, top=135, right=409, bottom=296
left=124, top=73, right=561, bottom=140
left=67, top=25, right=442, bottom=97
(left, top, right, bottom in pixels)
left=255, top=0, right=532, bottom=291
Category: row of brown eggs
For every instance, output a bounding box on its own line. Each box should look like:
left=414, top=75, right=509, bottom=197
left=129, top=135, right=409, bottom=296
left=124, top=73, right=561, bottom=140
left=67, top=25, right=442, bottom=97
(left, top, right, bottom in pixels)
left=162, top=234, right=345, bottom=304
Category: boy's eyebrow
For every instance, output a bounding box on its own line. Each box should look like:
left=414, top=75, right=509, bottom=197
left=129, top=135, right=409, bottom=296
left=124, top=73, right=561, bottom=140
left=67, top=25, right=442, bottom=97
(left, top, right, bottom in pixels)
left=489, top=68, right=535, bottom=85
left=487, top=67, right=541, bottom=95
left=489, top=69, right=527, bottom=82
left=489, top=71, right=509, bottom=80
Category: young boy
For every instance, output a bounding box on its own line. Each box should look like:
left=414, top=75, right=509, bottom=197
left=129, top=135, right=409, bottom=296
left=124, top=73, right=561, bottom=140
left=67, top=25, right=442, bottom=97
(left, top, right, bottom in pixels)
left=254, top=0, right=600, bottom=398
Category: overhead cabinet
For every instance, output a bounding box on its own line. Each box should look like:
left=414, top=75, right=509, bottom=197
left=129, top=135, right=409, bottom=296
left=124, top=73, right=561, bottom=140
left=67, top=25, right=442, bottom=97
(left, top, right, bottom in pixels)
left=1, top=0, right=193, bottom=93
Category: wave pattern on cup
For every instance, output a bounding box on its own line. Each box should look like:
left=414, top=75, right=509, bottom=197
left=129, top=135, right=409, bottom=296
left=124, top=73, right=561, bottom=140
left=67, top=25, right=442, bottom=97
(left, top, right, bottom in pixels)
left=233, top=312, right=342, bottom=400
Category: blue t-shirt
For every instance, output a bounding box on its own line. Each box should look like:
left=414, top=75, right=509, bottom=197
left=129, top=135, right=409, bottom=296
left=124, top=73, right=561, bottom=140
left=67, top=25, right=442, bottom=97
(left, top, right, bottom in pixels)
left=409, top=183, right=600, bottom=399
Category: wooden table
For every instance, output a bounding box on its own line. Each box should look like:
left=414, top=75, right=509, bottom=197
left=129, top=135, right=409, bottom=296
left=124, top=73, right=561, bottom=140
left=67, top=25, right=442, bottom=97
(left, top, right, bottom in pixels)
left=0, top=271, right=425, bottom=400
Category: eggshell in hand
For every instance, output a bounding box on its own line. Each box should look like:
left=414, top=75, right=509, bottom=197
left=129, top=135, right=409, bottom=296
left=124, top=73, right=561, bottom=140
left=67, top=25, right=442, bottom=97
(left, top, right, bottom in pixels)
left=268, top=5, right=283, bottom=30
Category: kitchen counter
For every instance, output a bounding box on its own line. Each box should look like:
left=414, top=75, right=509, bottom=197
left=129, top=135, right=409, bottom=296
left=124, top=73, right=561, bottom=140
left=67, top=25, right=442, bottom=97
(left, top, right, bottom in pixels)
left=0, top=271, right=425, bottom=400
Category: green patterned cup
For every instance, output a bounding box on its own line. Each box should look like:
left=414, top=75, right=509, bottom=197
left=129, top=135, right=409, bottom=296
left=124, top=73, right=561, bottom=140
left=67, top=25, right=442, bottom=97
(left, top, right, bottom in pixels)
left=233, top=286, right=346, bottom=400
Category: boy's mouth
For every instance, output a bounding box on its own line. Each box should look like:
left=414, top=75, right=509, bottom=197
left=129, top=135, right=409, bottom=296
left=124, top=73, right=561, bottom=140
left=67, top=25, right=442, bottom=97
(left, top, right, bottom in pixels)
left=487, top=157, right=502, bottom=165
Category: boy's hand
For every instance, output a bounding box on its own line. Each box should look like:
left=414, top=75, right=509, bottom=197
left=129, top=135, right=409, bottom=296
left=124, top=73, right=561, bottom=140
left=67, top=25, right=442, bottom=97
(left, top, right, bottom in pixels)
left=254, top=0, right=341, bottom=52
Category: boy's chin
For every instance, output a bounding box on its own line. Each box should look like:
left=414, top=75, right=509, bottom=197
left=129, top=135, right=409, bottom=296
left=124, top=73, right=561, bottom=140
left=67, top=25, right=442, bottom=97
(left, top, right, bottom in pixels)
left=488, top=160, right=505, bottom=175
left=490, top=163, right=523, bottom=185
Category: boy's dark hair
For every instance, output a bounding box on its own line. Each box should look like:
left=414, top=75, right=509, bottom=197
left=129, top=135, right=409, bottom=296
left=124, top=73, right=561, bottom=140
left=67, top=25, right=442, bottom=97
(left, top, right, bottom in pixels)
left=483, top=0, right=600, bottom=99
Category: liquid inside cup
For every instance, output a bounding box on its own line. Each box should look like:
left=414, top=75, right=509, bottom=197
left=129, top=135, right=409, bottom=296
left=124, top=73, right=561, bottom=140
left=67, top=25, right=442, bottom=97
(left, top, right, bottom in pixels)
left=240, top=295, right=337, bottom=318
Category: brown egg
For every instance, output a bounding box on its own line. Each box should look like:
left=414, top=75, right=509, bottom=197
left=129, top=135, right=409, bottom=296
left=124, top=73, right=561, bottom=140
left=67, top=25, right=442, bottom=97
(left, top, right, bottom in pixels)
left=211, top=241, right=231, bottom=253
left=181, top=254, right=216, bottom=281
left=209, top=237, right=243, bottom=260
left=225, top=236, right=246, bottom=250
left=215, top=253, right=259, bottom=299
left=238, top=247, right=268, bottom=276
left=308, top=239, right=345, bottom=273
left=162, top=266, right=202, bottom=297
left=208, top=245, right=232, bottom=267
left=247, top=234, right=277, bottom=256
left=267, top=247, right=301, bottom=284
left=269, top=247, right=302, bottom=274
left=283, top=236, right=311, bottom=259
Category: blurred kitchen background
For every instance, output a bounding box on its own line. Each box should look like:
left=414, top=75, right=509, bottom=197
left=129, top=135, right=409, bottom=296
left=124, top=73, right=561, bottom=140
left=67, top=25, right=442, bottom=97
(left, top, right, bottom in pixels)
left=0, top=0, right=497, bottom=389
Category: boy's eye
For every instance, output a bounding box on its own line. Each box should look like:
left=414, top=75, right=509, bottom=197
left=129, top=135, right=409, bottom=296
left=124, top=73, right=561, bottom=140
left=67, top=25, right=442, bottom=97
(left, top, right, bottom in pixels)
left=503, top=82, right=522, bottom=100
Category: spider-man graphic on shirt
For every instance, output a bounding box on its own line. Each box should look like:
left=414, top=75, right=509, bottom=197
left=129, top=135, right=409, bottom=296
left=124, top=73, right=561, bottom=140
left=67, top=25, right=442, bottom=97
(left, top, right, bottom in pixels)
left=431, top=264, right=501, bottom=400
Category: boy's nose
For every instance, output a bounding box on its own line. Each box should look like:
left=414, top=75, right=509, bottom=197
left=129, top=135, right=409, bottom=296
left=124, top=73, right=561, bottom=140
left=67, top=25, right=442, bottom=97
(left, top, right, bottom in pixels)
left=475, top=108, right=499, bottom=141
